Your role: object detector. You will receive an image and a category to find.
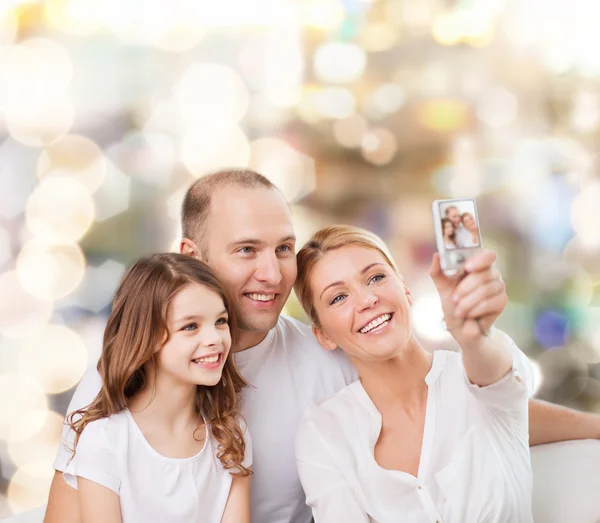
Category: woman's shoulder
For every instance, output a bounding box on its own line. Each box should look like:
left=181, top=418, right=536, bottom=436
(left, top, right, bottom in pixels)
left=78, top=410, right=129, bottom=447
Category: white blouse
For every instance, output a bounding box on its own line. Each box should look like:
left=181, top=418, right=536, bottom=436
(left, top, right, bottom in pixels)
left=296, top=335, right=534, bottom=523
left=64, top=410, right=252, bottom=523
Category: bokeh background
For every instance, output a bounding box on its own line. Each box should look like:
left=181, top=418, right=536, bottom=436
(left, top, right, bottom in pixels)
left=1, top=0, right=600, bottom=516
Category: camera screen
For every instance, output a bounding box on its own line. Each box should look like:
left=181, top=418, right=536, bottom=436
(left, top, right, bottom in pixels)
left=439, top=200, right=480, bottom=250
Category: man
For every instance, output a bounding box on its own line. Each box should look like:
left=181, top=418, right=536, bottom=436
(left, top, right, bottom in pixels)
left=45, top=169, right=600, bottom=523
left=444, top=205, right=471, bottom=248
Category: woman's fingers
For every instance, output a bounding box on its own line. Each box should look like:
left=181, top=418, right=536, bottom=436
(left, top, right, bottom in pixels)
left=457, top=286, right=508, bottom=320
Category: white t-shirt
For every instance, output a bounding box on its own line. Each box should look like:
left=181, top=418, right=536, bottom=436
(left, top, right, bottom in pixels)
left=54, top=315, right=358, bottom=523
left=63, top=410, right=251, bottom=522
left=454, top=224, right=473, bottom=249
left=296, top=334, right=535, bottom=523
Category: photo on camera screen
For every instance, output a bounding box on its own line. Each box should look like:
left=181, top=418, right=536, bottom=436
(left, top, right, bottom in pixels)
left=439, top=200, right=481, bottom=250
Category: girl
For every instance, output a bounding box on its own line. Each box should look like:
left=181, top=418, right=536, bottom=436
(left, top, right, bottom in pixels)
left=441, top=218, right=457, bottom=249
left=65, top=253, right=251, bottom=523
left=294, top=225, right=533, bottom=522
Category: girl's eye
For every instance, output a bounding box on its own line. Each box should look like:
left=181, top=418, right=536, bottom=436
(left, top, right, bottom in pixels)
left=182, top=323, right=198, bottom=331
left=329, top=294, right=346, bottom=306
left=215, top=317, right=228, bottom=326
left=369, top=274, right=385, bottom=285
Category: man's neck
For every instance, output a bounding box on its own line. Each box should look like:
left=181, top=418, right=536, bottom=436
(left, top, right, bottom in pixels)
left=234, top=330, right=270, bottom=353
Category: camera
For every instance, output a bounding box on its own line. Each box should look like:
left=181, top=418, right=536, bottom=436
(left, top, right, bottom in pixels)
left=432, top=198, right=482, bottom=276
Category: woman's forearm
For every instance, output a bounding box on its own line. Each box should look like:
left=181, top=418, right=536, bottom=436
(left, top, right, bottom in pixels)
left=460, top=327, right=513, bottom=387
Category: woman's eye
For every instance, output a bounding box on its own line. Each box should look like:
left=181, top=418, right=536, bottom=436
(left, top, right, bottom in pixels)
left=329, top=294, right=346, bottom=305
left=215, top=317, right=228, bottom=326
left=182, top=323, right=198, bottom=331
left=369, top=274, right=385, bottom=285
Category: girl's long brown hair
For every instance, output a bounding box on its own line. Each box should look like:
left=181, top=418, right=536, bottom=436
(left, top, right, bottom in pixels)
left=68, top=253, right=251, bottom=475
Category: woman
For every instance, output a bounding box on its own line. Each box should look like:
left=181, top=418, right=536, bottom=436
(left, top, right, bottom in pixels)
left=294, top=225, right=534, bottom=522
left=460, top=212, right=480, bottom=248
left=441, top=218, right=457, bottom=249
left=65, top=253, right=251, bottom=523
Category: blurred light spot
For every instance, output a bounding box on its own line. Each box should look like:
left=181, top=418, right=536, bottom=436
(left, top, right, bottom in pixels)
left=45, top=0, right=103, bottom=35
left=296, top=87, right=325, bottom=124
left=571, top=90, right=600, bottom=133
left=8, top=411, right=63, bottom=468
left=106, top=131, right=176, bottom=187
left=18, top=324, right=87, bottom=394
left=246, top=93, right=288, bottom=129
left=0, top=138, right=39, bottom=219
left=7, top=462, right=54, bottom=514
left=249, top=138, right=316, bottom=202
left=301, top=0, right=345, bottom=30
left=363, top=84, right=405, bottom=120
left=476, top=86, right=518, bottom=128
left=0, top=373, right=48, bottom=441
left=552, top=137, right=592, bottom=187
left=361, top=22, right=400, bottom=52
left=0, top=271, right=53, bottom=339
left=416, top=99, right=470, bottom=132
left=411, top=292, right=451, bottom=342
left=528, top=357, right=543, bottom=396
left=16, top=241, right=86, bottom=301
left=333, top=113, right=368, bottom=148
left=534, top=310, right=569, bottom=349
left=432, top=13, right=461, bottom=45
left=93, top=161, right=131, bottom=221
left=0, top=226, right=10, bottom=268
left=181, top=125, right=250, bottom=177
left=313, top=87, right=356, bottom=119
left=177, top=63, right=249, bottom=128
left=570, top=181, right=600, bottom=249
left=6, top=91, right=75, bottom=148
left=360, top=128, right=398, bottom=166
left=447, top=135, right=483, bottom=197
left=0, top=8, right=18, bottom=46
left=433, top=9, right=493, bottom=47
left=26, top=177, right=94, bottom=244
left=63, top=259, right=125, bottom=313
left=313, top=42, right=366, bottom=84
left=37, top=134, right=106, bottom=194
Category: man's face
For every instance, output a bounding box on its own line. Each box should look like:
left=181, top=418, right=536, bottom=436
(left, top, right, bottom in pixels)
left=199, top=186, right=297, bottom=345
left=446, top=207, right=461, bottom=228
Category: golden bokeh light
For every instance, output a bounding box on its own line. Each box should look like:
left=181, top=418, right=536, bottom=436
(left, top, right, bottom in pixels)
left=249, top=138, right=316, bottom=202
left=360, top=128, right=398, bottom=165
left=416, top=99, right=470, bottom=132
left=313, top=87, right=356, bottom=119
left=16, top=240, right=86, bottom=301
left=181, top=125, right=250, bottom=177
left=26, top=177, right=95, bottom=244
left=18, top=324, right=88, bottom=394
left=8, top=411, right=64, bottom=469
left=301, top=0, right=345, bottom=31
left=37, top=134, right=107, bottom=194
left=44, top=0, right=103, bottom=36
left=0, top=271, right=53, bottom=339
left=333, top=113, right=369, bottom=148
left=177, top=63, right=249, bottom=127
left=5, top=91, right=75, bottom=148
left=0, top=7, right=18, bottom=46
left=0, top=373, right=48, bottom=442
left=7, top=462, right=54, bottom=514
left=361, top=22, right=401, bottom=52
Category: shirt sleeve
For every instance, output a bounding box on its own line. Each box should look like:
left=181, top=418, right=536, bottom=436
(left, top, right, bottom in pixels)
left=463, top=329, right=534, bottom=413
left=53, top=366, right=103, bottom=473
left=295, top=415, right=369, bottom=523
left=63, top=418, right=121, bottom=494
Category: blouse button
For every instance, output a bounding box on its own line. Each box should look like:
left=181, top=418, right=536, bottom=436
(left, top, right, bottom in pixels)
left=417, top=485, right=422, bottom=490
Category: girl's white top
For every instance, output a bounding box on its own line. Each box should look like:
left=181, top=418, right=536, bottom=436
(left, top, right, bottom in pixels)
left=64, top=410, right=251, bottom=523
left=296, top=333, right=535, bottom=523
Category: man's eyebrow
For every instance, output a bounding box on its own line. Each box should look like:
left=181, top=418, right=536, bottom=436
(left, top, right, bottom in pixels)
left=319, top=263, right=385, bottom=300
left=227, top=235, right=296, bottom=249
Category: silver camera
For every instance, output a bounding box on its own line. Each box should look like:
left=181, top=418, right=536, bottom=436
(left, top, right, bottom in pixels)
left=432, top=198, right=483, bottom=276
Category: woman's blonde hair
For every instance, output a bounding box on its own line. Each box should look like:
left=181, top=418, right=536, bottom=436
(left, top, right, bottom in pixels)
left=295, top=225, right=401, bottom=325
left=68, top=253, right=251, bottom=476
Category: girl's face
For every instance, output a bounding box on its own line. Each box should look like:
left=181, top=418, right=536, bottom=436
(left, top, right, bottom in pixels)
left=462, top=213, right=477, bottom=231
left=310, top=245, right=412, bottom=363
left=157, top=283, right=231, bottom=387
left=443, top=220, right=454, bottom=238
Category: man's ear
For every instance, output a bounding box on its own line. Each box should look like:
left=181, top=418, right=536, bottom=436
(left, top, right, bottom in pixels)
left=180, top=238, right=203, bottom=260
left=312, top=323, right=337, bottom=351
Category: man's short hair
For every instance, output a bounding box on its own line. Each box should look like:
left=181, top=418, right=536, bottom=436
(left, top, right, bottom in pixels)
left=181, top=169, right=277, bottom=256
left=444, top=205, right=458, bottom=216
